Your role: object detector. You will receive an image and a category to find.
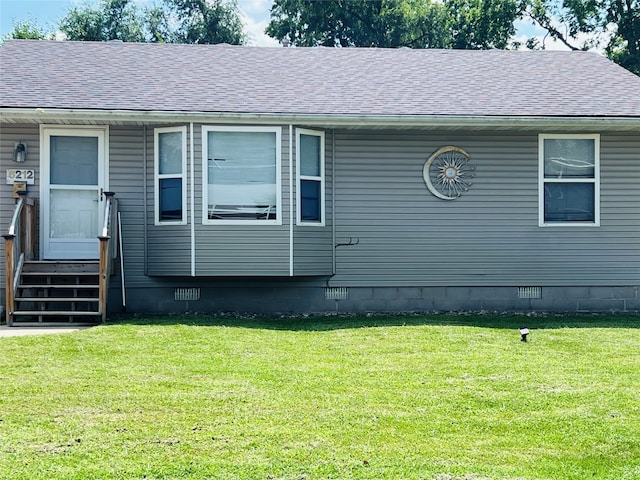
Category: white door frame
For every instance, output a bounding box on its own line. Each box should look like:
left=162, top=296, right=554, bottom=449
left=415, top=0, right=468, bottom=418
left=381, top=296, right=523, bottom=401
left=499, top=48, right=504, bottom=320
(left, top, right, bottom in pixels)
left=40, top=125, right=109, bottom=260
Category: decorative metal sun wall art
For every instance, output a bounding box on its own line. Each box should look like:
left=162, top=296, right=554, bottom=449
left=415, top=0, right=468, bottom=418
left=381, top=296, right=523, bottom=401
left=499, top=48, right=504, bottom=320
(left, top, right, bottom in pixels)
left=423, top=146, right=474, bottom=200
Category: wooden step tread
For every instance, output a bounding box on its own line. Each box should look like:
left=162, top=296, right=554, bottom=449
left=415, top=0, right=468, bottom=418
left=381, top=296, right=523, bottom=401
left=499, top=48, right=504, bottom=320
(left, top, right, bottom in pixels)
left=21, top=272, right=99, bottom=276
left=13, top=310, right=101, bottom=316
left=16, top=297, right=98, bottom=302
left=23, top=261, right=99, bottom=266
left=24, top=261, right=99, bottom=264
left=18, top=284, right=99, bottom=289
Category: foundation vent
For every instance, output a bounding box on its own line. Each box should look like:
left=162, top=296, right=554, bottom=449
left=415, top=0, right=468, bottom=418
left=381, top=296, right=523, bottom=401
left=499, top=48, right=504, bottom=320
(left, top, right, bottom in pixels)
left=325, top=287, right=349, bottom=300
left=175, top=287, right=201, bottom=301
left=517, top=286, right=541, bottom=299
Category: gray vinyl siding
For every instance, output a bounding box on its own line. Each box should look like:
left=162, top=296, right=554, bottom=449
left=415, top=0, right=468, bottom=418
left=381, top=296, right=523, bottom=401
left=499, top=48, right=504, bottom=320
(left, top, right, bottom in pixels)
left=293, top=129, right=334, bottom=276
left=331, top=130, right=640, bottom=287
left=0, top=124, right=41, bottom=290
left=107, top=126, right=148, bottom=286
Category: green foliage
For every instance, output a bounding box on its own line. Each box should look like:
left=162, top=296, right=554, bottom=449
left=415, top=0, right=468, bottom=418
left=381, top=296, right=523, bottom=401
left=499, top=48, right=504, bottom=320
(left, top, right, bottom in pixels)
left=447, top=0, right=521, bottom=49
left=604, top=0, right=640, bottom=74
left=167, top=0, right=246, bottom=45
left=60, top=0, right=146, bottom=42
left=145, top=5, right=173, bottom=43
left=394, top=0, right=453, bottom=48
left=58, top=0, right=245, bottom=44
left=266, top=0, right=419, bottom=47
left=1, top=315, right=639, bottom=479
left=267, top=0, right=520, bottom=49
left=525, top=0, right=640, bottom=74
left=3, top=18, right=50, bottom=41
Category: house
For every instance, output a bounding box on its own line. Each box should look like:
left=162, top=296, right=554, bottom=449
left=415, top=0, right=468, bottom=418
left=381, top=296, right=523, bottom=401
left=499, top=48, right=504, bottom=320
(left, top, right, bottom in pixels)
left=1, top=39, right=640, bottom=323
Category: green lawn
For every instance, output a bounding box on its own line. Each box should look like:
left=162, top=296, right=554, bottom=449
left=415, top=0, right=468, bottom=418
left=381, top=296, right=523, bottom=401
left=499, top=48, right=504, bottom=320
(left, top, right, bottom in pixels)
left=0, top=314, right=638, bottom=480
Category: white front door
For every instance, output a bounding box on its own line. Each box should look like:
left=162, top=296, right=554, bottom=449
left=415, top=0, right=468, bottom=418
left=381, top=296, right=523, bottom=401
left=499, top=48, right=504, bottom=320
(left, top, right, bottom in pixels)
left=41, top=127, right=108, bottom=260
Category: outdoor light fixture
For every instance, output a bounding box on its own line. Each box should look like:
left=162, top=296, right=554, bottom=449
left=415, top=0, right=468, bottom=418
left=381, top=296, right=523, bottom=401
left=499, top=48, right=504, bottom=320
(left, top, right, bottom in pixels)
left=520, top=327, right=530, bottom=342
left=13, top=142, right=27, bottom=163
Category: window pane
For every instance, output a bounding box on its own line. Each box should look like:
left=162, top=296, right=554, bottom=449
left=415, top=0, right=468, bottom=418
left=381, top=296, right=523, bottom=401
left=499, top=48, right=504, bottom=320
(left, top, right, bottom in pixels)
left=159, top=178, right=182, bottom=221
left=159, top=131, right=183, bottom=175
left=207, top=131, right=277, bottom=220
left=544, top=139, right=595, bottom=178
left=51, top=136, right=98, bottom=185
left=300, top=134, right=320, bottom=176
left=301, top=179, right=321, bottom=222
left=544, top=183, right=594, bottom=222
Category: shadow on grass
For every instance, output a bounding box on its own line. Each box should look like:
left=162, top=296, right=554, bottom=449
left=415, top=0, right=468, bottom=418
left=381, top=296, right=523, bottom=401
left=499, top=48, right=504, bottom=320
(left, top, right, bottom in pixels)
left=106, top=312, right=640, bottom=332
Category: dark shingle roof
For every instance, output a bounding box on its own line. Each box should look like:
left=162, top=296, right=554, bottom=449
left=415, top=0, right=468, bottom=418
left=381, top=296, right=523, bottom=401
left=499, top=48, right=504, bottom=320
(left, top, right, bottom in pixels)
left=1, top=39, right=639, bottom=117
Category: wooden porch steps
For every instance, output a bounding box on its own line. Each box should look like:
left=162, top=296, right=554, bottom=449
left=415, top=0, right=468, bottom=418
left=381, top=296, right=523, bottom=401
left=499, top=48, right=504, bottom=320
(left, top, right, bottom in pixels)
left=21, top=272, right=99, bottom=276
left=15, top=285, right=99, bottom=290
left=17, top=297, right=99, bottom=302
left=12, top=261, right=102, bottom=325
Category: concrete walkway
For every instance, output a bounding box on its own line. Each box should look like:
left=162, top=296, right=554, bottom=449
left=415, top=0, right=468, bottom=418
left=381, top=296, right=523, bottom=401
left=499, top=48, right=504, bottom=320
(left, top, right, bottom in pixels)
left=0, top=325, right=91, bottom=337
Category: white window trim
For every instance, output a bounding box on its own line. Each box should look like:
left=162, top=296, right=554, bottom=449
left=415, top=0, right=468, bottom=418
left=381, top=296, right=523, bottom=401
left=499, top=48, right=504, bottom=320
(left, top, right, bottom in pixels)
left=538, top=133, right=600, bottom=227
left=296, top=128, right=325, bottom=226
left=154, top=126, right=187, bottom=225
left=202, top=125, right=282, bottom=226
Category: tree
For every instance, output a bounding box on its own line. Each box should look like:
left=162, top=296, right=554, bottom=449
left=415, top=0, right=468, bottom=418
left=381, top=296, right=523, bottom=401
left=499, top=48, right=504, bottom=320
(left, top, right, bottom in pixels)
left=146, top=5, right=173, bottom=43
left=266, top=0, right=521, bottom=49
left=3, top=18, right=50, bottom=41
left=606, top=0, right=640, bottom=74
left=524, top=0, right=639, bottom=74
left=58, top=0, right=245, bottom=44
left=267, top=0, right=455, bottom=48
left=167, top=0, right=246, bottom=44
left=447, top=0, right=521, bottom=49
left=60, top=0, right=146, bottom=42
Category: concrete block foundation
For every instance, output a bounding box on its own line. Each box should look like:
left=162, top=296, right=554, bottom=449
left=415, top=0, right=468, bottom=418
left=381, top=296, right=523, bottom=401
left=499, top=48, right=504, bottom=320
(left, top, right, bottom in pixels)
left=100, top=283, right=640, bottom=316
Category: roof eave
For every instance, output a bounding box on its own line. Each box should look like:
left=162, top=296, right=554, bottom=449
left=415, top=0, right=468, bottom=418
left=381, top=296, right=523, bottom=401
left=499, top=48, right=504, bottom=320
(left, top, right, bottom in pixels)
left=1, top=108, right=639, bottom=130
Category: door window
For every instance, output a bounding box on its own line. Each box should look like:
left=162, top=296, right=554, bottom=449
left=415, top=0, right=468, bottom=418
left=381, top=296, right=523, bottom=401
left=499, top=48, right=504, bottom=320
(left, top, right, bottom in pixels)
left=50, top=136, right=99, bottom=185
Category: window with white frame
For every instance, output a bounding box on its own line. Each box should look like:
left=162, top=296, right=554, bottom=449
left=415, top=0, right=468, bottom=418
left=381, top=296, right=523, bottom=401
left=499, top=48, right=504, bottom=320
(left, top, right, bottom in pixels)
left=203, top=126, right=281, bottom=224
left=155, top=126, right=187, bottom=224
left=539, top=134, right=599, bottom=226
left=296, top=129, right=325, bottom=225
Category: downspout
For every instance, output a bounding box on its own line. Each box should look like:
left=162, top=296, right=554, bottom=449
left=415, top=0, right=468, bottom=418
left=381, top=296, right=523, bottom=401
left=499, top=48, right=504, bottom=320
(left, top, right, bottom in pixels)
left=143, top=125, right=148, bottom=275
left=289, top=124, right=294, bottom=277
left=332, top=129, right=336, bottom=275
left=190, top=122, right=195, bottom=277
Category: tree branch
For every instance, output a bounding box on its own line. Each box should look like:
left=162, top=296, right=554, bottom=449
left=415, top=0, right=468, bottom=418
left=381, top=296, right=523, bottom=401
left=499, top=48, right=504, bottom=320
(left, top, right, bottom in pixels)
left=527, top=9, right=581, bottom=51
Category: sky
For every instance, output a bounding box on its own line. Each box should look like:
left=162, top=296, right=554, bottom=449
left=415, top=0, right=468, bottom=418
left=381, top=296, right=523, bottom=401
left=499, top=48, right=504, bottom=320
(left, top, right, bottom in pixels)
left=0, top=0, right=596, bottom=51
left=0, top=0, right=279, bottom=45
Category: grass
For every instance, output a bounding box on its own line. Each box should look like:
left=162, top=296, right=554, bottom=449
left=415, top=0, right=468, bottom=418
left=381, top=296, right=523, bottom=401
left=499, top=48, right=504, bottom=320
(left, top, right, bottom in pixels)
left=0, top=313, right=638, bottom=480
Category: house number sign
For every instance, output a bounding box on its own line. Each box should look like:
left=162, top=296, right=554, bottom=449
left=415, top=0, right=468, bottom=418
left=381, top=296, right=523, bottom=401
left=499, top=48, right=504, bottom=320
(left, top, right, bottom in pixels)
left=6, top=169, right=35, bottom=185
